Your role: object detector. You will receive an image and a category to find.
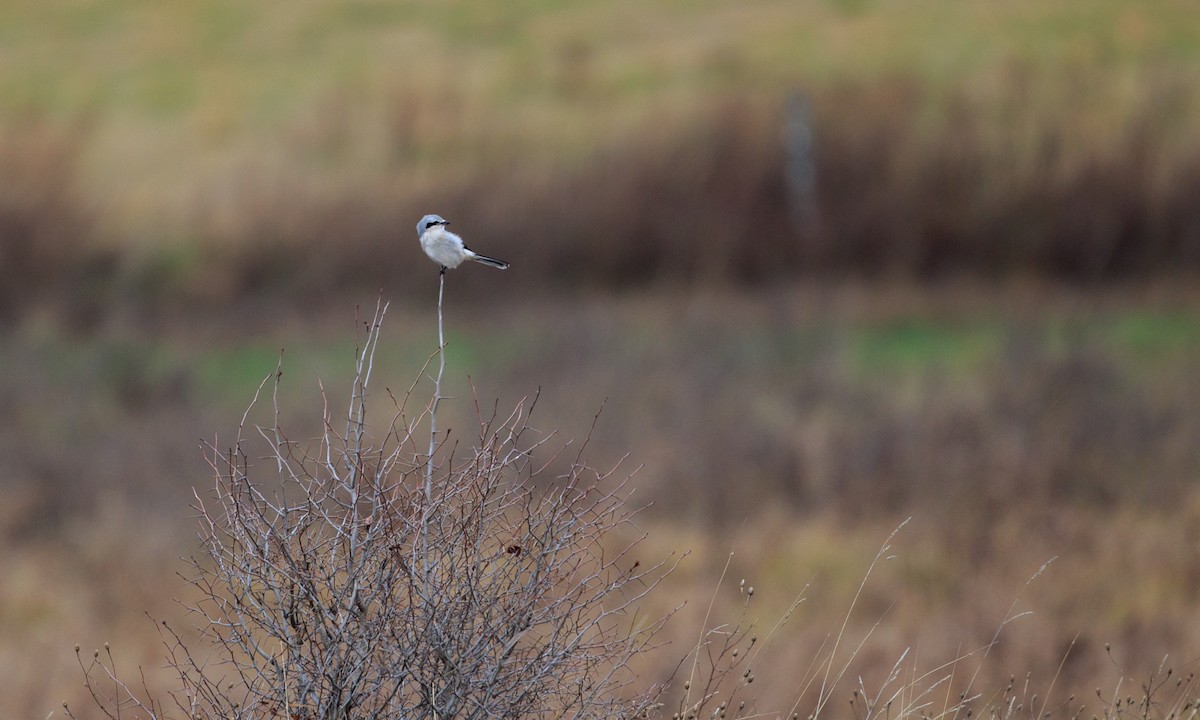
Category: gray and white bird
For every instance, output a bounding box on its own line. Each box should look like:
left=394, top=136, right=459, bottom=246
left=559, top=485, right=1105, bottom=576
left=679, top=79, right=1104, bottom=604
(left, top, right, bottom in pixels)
left=416, top=214, right=509, bottom=274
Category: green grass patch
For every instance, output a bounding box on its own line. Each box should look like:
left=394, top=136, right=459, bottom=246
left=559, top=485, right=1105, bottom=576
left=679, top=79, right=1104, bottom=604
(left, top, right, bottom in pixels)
left=844, top=309, right=1200, bottom=379
left=193, top=344, right=287, bottom=403
left=186, top=328, right=503, bottom=410
left=852, top=319, right=1003, bottom=374
left=1104, top=311, right=1200, bottom=359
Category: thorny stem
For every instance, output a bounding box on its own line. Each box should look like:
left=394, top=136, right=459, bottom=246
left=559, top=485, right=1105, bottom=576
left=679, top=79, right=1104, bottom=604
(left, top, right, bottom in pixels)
left=424, top=272, right=445, bottom=588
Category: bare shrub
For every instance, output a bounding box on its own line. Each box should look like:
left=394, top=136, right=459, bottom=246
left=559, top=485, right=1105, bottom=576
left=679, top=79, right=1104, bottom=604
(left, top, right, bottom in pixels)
left=68, top=300, right=675, bottom=719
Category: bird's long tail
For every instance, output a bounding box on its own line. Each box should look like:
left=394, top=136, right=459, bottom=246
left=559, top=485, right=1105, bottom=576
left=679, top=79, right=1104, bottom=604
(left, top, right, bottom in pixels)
left=468, top=252, right=509, bottom=270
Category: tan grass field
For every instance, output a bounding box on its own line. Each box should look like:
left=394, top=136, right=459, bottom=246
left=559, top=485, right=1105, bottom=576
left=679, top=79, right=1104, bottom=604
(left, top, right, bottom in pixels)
left=4, top=0, right=1200, bottom=318
left=4, top=1, right=1200, bottom=717
left=5, top=282, right=1200, bottom=717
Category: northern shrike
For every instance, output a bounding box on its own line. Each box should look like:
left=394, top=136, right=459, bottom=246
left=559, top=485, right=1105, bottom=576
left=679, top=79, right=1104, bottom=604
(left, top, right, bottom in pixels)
left=416, top=214, right=509, bottom=274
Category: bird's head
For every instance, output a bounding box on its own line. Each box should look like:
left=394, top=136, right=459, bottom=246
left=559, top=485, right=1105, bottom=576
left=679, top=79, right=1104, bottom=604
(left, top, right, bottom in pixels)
left=416, top=214, right=449, bottom=237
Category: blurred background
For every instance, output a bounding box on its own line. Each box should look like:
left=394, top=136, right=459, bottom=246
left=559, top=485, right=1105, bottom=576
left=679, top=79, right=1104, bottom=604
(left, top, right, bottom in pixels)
left=3, top=0, right=1200, bottom=716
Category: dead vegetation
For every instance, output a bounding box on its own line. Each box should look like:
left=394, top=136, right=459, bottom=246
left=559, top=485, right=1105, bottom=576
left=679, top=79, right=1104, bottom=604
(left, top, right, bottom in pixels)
left=3, top=77, right=1200, bottom=327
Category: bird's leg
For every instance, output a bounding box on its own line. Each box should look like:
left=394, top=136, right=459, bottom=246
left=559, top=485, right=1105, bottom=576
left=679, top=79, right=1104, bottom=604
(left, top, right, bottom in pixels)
left=440, top=266, right=447, bottom=275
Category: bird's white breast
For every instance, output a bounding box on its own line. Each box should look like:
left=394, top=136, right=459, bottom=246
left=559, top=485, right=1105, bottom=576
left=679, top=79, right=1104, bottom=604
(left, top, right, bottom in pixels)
left=420, top=227, right=468, bottom=268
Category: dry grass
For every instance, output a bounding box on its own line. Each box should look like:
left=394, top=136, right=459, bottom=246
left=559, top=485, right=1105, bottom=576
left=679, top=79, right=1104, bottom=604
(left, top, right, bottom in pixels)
left=4, top=1, right=1200, bottom=325
left=30, top=501, right=1200, bottom=719
left=5, top=3, right=1200, bottom=716
left=3, top=76, right=1200, bottom=327
left=5, top=283, right=1199, bottom=717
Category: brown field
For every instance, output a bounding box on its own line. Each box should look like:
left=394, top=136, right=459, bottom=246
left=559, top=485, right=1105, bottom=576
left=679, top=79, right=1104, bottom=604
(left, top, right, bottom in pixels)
left=4, top=1, right=1200, bottom=717
left=4, top=282, right=1200, bottom=717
